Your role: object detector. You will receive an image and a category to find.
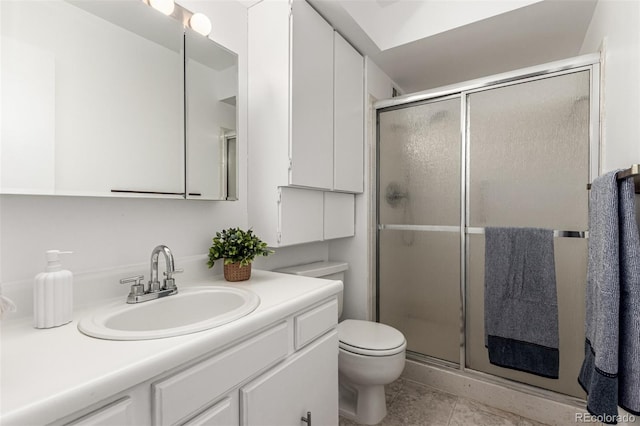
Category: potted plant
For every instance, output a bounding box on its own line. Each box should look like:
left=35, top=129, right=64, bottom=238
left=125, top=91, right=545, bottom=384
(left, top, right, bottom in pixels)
left=207, top=227, right=273, bottom=282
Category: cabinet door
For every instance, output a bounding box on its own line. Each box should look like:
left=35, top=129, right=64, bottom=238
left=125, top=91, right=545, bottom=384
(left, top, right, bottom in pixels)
left=240, top=330, right=338, bottom=426
left=153, top=323, right=288, bottom=425
left=278, top=187, right=324, bottom=246
left=290, top=0, right=334, bottom=190
left=324, top=192, right=355, bottom=240
left=334, top=32, right=364, bottom=193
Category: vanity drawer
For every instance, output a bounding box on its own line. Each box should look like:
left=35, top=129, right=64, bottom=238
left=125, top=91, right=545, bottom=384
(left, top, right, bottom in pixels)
left=182, top=395, right=238, bottom=426
left=294, top=298, right=338, bottom=350
left=153, top=322, right=288, bottom=426
left=66, top=397, right=132, bottom=426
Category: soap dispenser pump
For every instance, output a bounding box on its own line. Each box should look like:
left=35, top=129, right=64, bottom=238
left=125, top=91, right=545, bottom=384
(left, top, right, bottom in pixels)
left=34, top=250, right=73, bottom=329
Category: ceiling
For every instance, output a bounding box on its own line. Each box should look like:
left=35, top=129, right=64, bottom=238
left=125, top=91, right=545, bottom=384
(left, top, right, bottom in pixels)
left=241, top=0, right=598, bottom=95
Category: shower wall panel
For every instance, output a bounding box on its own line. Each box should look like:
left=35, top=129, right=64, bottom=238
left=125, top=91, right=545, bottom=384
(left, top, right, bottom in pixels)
left=379, top=230, right=461, bottom=362
left=378, top=99, right=461, bottom=227
left=378, top=97, right=462, bottom=363
left=465, top=70, right=590, bottom=398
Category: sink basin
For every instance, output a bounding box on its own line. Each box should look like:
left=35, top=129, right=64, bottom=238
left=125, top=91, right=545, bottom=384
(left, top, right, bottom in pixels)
left=78, top=286, right=260, bottom=340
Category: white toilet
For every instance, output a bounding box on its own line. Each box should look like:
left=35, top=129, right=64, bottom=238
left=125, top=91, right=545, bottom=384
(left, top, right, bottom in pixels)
left=277, top=261, right=406, bottom=425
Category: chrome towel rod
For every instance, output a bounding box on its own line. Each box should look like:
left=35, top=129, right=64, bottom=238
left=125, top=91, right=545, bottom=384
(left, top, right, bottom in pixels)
left=466, top=227, right=588, bottom=239
left=616, top=164, right=640, bottom=193
left=587, top=164, right=640, bottom=193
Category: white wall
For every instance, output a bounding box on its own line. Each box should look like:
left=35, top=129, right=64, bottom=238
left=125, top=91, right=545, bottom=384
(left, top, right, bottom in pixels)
left=0, top=0, right=327, bottom=310
left=580, top=0, right=640, bottom=171
left=329, top=57, right=397, bottom=320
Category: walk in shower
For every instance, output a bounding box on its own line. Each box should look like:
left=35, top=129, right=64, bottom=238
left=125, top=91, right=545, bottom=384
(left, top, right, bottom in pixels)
left=376, top=55, right=599, bottom=399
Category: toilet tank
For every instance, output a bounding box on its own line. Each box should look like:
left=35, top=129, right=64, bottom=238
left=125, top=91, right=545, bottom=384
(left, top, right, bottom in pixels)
left=276, top=261, right=348, bottom=316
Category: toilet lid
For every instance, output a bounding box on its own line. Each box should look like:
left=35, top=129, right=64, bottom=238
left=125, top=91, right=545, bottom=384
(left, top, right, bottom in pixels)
left=338, top=320, right=406, bottom=356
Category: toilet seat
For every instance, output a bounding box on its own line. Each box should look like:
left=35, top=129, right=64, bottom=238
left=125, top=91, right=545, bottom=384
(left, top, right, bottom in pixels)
left=338, top=320, right=406, bottom=357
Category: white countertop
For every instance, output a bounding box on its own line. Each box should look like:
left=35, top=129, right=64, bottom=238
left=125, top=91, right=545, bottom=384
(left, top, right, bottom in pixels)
left=0, top=270, right=342, bottom=425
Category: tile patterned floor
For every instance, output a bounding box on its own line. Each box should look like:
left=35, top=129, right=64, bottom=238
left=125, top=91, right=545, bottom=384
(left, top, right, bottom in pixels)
left=339, top=378, right=551, bottom=426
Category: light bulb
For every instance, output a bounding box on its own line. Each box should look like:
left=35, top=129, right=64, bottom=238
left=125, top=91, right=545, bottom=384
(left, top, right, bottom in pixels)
left=190, top=12, right=212, bottom=36
left=149, top=0, right=175, bottom=16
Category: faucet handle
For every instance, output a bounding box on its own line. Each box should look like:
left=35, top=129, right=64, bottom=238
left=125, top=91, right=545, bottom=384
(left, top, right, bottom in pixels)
left=120, top=275, right=145, bottom=296
left=163, top=268, right=183, bottom=279
left=163, top=268, right=182, bottom=291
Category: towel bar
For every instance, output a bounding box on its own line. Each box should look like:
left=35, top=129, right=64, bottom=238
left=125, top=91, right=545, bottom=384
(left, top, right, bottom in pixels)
left=586, top=164, right=640, bottom=193
left=377, top=224, right=459, bottom=232
left=466, top=227, right=588, bottom=238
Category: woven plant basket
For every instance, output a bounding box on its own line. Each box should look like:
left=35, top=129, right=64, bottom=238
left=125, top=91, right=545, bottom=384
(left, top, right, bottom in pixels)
left=223, top=262, right=252, bottom=282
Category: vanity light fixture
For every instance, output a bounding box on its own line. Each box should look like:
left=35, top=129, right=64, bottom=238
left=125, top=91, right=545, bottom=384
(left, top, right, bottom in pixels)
left=189, top=12, right=212, bottom=36
left=149, top=0, right=175, bottom=16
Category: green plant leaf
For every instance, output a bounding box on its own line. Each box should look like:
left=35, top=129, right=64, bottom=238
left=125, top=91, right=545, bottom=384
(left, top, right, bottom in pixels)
left=207, top=227, right=274, bottom=269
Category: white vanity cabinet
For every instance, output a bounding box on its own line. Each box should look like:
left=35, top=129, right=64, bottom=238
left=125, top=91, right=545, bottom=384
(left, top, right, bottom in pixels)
left=2, top=273, right=342, bottom=426
left=55, top=384, right=152, bottom=426
left=151, top=323, right=289, bottom=425
left=57, top=299, right=339, bottom=426
left=65, top=397, right=134, bottom=426
left=240, top=299, right=339, bottom=425
left=240, top=331, right=338, bottom=426
left=182, top=396, right=238, bottom=426
left=155, top=299, right=338, bottom=426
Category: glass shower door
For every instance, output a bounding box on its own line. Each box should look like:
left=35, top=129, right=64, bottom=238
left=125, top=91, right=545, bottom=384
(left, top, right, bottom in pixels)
left=378, top=97, right=462, bottom=363
left=465, top=70, right=591, bottom=397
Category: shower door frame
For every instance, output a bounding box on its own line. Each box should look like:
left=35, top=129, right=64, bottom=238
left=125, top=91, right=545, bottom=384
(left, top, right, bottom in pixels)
left=375, top=53, right=601, bottom=402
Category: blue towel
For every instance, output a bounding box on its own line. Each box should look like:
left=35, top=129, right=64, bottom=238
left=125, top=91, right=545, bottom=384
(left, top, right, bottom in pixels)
left=484, top=227, right=559, bottom=378
left=579, top=171, right=640, bottom=422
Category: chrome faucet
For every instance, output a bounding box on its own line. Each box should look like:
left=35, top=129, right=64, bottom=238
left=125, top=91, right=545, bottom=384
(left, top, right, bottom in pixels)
left=150, top=244, right=179, bottom=292
left=120, top=245, right=182, bottom=304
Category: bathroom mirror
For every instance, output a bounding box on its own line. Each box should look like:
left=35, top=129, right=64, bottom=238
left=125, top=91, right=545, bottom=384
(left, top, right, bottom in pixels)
left=185, top=28, right=238, bottom=200
left=0, top=0, right=238, bottom=200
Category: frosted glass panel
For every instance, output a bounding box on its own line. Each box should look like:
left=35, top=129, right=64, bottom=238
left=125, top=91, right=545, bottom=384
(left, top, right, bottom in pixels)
left=465, top=235, right=587, bottom=398
left=379, top=230, right=461, bottom=363
left=379, top=98, right=461, bottom=226
left=468, top=71, right=590, bottom=229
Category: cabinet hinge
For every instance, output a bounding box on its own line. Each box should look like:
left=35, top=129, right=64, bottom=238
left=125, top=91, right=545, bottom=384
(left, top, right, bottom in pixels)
left=288, top=158, right=293, bottom=171
left=277, top=188, right=282, bottom=204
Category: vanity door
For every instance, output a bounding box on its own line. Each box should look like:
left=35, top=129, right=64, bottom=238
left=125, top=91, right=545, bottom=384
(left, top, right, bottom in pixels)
left=240, top=331, right=338, bottom=426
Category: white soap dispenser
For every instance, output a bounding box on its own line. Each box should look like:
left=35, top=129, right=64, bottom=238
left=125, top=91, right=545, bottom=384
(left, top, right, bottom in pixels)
left=34, top=250, right=73, bottom=328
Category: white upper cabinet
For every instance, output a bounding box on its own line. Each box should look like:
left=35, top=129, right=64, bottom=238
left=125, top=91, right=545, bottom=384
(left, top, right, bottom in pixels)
left=248, top=0, right=333, bottom=191
left=324, top=192, right=355, bottom=240
left=290, top=0, right=334, bottom=190
left=248, top=0, right=361, bottom=247
left=248, top=0, right=364, bottom=193
left=278, top=187, right=324, bottom=246
left=334, top=32, right=364, bottom=193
